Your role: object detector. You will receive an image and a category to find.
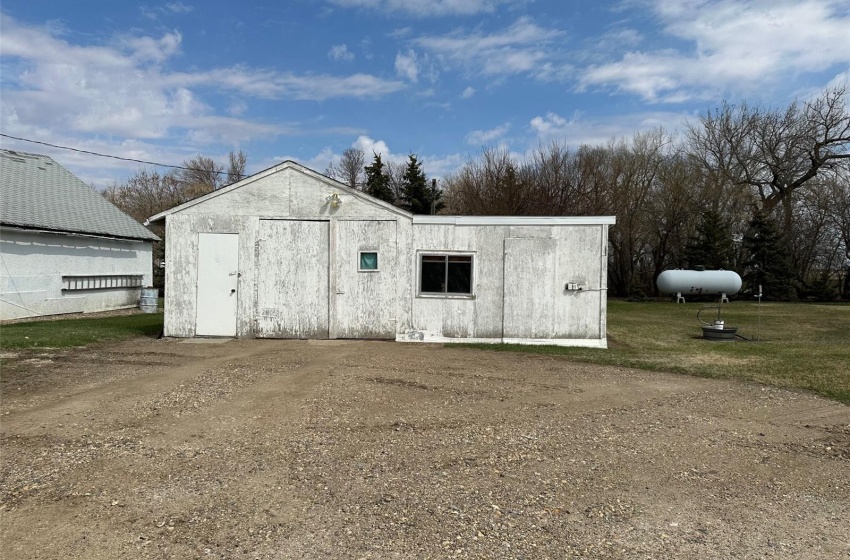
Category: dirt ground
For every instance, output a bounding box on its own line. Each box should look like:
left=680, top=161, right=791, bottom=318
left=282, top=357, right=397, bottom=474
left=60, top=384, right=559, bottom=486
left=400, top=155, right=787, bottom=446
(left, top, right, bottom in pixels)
left=1, top=338, right=848, bottom=559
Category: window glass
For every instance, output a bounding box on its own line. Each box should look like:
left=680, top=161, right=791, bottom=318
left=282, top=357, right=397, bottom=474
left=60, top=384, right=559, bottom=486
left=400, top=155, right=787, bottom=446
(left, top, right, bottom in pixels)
left=420, top=256, right=446, bottom=292
left=419, top=254, right=473, bottom=295
left=447, top=256, right=473, bottom=294
left=359, top=251, right=378, bottom=271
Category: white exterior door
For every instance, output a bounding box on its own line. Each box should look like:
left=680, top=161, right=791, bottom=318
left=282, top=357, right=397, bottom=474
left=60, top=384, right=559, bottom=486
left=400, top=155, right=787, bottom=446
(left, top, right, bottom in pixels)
left=502, top=237, right=557, bottom=340
left=333, top=220, right=397, bottom=339
left=196, top=233, right=239, bottom=336
left=255, top=220, right=329, bottom=338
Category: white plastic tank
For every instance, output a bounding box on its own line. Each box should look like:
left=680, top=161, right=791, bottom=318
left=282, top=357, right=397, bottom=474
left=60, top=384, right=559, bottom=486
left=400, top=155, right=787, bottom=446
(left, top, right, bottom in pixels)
left=656, top=269, right=742, bottom=296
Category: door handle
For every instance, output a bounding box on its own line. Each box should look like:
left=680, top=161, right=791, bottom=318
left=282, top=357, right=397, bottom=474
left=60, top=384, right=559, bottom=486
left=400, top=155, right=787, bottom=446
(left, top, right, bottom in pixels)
left=231, top=289, right=236, bottom=294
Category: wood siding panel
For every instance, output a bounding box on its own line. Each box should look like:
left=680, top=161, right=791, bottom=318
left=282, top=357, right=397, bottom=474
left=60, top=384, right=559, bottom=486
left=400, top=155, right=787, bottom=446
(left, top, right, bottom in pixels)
left=503, top=237, right=557, bottom=338
left=552, top=226, right=603, bottom=338
left=179, top=167, right=403, bottom=220
left=254, top=220, right=329, bottom=338
left=334, top=220, right=397, bottom=339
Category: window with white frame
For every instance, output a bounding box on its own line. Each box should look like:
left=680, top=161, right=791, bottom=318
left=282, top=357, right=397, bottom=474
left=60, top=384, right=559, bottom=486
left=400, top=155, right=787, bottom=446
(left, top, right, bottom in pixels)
left=419, top=254, right=473, bottom=295
left=358, top=251, right=379, bottom=271
left=62, top=275, right=144, bottom=291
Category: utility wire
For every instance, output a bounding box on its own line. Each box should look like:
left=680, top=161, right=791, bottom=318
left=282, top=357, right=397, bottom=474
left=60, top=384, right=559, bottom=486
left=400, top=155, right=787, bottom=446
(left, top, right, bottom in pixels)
left=0, top=133, right=230, bottom=176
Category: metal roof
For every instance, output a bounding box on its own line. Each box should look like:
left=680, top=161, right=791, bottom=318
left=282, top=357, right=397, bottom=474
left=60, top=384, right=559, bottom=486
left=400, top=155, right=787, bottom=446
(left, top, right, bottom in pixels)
left=0, top=149, right=159, bottom=241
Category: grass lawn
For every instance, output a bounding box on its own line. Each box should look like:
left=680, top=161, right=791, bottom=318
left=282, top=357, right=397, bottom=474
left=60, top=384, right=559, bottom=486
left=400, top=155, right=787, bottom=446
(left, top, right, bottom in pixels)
left=463, top=300, right=850, bottom=405
left=0, top=313, right=164, bottom=350
left=2, top=301, right=847, bottom=404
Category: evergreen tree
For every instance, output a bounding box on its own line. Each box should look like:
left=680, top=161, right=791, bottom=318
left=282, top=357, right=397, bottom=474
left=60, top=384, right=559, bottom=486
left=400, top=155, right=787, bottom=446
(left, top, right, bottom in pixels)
left=399, top=154, right=445, bottom=214
left=742, top=210, right=795, bottom=300
left=363, top=153, right=395, bottom=203
left=400, top=154, right=431, bottom=214
left=684, top=209, right=735, bottom=270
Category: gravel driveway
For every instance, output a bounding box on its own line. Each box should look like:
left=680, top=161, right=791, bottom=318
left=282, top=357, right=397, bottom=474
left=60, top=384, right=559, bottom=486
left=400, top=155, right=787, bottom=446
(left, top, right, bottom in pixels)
left=1, top=338, right=848, bottom=559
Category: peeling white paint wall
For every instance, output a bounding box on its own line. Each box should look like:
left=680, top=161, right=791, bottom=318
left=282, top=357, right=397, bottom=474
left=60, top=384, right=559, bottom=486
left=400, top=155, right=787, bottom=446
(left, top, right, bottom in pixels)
left=0, top=228, right=153, bottom=320
left=402, top=223, right=609, bottom=347
left=159, top=163, right=613, bottom=347
left=163, top=166, right=410, bottom=338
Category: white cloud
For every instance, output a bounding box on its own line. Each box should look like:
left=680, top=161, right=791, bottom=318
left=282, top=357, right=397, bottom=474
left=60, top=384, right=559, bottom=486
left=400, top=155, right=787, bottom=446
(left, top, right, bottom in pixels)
left=465, top=123, right=510, bottom=145
left=121, top=31, right=183, bottom=63
left=327, top=0, right=526, bottom=17
left=395, top=50, right=419, bottom=82
left=166, top=2, right=193, bottom=13
left=0, top=14, right=405, bottom=146
left=579, top=0, right=850, bottom=102
left=394, top=49, right=438, bottom=84
left=529, top=110, right=690, bottom=146
left=414, top=17, right=570, bottom=80
left=328, top=43, right=354, bottom=62
left=461, top=86, right=475, bottom=99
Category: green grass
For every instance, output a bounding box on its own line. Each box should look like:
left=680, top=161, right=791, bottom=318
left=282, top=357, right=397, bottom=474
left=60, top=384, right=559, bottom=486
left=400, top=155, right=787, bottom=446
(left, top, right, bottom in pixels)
left=0, top=313, right=164, bottom=350
left=461, top=300, right=850, bottom=404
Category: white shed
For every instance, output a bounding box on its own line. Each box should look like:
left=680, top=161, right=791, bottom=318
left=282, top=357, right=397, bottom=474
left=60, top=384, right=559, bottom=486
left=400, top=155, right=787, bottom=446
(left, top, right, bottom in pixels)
left=147, top=161, right=615, bottom=347
left=1, top=150, right=159, bottom=320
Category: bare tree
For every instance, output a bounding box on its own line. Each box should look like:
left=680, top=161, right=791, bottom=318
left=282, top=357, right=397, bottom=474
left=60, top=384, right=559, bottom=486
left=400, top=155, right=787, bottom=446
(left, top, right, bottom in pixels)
left=385, top=160, right=407, bottom=203
left=686, top=86, right=850, bottom=233
left=325, top=147, right=365, bottom=190
left=443, top=148, right=534, bottom=215
left=178, top=155, right=224, bottom=193
left=604, top=129, right=668, bottom=297
left=226, top=150, right=248, bottom=185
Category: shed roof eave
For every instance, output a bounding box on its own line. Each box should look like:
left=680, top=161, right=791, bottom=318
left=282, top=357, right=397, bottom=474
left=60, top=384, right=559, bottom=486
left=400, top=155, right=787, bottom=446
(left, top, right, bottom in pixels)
left=411, top=216, right=616, bottom=226
left=1, top=223, right=159, bottom=242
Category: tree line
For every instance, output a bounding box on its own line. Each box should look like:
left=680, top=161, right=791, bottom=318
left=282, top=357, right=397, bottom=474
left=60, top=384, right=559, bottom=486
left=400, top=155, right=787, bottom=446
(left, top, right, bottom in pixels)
left=105, top=86, right=849, bottom=300
left=103, top=151, right=248, bottom=289
left=325, top=150, right=444, bottom=214
left=441, top=86, right=850, bottom=300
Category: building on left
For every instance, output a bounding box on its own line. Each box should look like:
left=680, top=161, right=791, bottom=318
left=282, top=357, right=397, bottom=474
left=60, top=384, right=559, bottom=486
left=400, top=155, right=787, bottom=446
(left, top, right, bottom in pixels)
left=0, top=149, right=159, bottom=320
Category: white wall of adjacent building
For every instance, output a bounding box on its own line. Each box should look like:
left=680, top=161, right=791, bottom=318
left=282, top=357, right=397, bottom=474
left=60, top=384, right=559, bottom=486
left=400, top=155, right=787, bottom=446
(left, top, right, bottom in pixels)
left=0, top=228, right=153, bottom=320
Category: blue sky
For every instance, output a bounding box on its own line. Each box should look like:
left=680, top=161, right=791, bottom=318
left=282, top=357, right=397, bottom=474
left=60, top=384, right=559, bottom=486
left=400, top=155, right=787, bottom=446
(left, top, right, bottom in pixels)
left=1, top=0, right=848, bottom=187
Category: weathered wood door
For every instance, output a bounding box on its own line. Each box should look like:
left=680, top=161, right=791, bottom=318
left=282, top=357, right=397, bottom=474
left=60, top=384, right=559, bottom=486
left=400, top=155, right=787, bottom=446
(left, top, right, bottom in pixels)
left=333, top=220, right=397, bottom=339
left=502, top=237, right=557, bottom=340
left=255, top=220, right=329, bottom=338
left=196, top=233, right=239, bottom=337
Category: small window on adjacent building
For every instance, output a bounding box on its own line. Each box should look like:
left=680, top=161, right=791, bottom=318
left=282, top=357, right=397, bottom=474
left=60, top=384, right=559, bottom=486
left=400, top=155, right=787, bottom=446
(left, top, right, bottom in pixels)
left=419, top=254, right=473, bottom=295
left=359, top=251, right=379, bottom=271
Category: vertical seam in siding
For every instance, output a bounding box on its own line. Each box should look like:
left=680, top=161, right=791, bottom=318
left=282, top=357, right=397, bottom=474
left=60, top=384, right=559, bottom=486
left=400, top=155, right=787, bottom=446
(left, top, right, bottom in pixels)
left=328, top=218, right=337, bottom=339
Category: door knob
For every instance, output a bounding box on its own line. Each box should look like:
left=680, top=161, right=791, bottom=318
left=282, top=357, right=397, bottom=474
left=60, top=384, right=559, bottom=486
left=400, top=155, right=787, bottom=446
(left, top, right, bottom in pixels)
left=231, top=289, right=236, bottom=294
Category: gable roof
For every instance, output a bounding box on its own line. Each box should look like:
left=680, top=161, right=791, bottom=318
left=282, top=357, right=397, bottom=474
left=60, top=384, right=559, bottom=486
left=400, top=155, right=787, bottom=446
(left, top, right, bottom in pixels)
left=145, top=159, right=413, bottom=224
left=0, top=149, right=159, bottom=241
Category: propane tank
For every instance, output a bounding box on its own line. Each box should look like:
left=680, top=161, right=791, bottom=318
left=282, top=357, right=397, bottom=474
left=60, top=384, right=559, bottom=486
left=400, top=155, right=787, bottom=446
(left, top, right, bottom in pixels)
left=656, top=269, right=742, bottom=296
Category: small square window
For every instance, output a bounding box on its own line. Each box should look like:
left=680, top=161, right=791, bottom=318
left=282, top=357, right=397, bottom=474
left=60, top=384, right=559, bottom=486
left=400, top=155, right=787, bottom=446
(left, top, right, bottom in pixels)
left=359, top=251, right=379, bottom=271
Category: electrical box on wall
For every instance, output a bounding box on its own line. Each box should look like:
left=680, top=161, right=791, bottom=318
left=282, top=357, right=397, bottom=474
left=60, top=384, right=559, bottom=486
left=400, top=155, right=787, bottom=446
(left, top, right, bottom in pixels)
left=565, top=282, right=583, bottom=291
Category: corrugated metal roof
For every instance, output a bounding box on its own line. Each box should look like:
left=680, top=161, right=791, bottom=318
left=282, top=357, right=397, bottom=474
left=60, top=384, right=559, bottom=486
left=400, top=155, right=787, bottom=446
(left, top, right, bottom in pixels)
left=0, top=149, right=159, bottom=241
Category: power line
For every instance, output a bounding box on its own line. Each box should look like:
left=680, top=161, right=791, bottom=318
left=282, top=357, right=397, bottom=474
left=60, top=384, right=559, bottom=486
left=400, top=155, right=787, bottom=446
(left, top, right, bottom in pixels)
left=0, top=133, right=229, bottom=176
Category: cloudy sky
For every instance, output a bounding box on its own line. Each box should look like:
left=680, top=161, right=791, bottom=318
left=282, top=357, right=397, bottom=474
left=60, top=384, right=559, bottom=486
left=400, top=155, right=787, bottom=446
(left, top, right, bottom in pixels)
left=1, top=0, right=848, bottom=187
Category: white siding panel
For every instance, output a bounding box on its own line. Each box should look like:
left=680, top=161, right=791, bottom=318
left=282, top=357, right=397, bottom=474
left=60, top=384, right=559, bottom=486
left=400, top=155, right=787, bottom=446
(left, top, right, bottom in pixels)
left=0, top=229, right=153, bottom=320
left=255, top=220, right=329, bottom=338
left=164, top=214, right=255, bottom=337
left=334, top=220, right=397, bottom=338
left=552, top=226, right=604, bottom=339
left=179, top=167, right=402, bottom=220
left=503, top=237, right=557, bottom=339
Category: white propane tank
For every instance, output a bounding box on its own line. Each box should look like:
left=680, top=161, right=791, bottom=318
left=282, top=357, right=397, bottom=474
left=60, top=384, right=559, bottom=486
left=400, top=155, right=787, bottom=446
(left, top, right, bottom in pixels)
left=656, top=269, right=742, bottom=296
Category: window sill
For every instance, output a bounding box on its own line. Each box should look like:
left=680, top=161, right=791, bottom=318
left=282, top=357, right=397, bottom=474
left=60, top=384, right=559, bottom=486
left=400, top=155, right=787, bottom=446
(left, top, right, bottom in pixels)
left=416, top=293, right=475, bottom=300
